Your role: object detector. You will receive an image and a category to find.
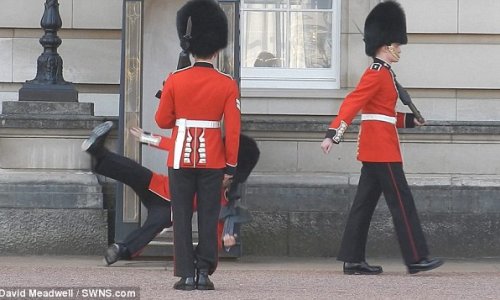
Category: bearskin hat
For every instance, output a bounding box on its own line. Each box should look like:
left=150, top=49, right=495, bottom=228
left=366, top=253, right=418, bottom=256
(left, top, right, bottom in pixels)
left=176, top=0, right=229, bottom=58
left=232, top=134, right=260, bottom=184
left=364, top=0, right=407, bottom=57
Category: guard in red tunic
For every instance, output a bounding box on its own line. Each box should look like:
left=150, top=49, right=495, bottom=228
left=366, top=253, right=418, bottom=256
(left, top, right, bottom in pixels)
left=82, top=122, right=257, bottom=267
left=321, top=1, right=443, bottom=275
left=155, top=0, right=240, bottom=291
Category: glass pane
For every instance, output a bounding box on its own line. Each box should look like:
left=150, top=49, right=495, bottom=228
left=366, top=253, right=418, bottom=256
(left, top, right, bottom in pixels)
left=242, top=11, right=286, bottom=68
left=290, top=0, right=332, bottom=9
left=243, top=0, right=286, bottom=9
left=289, top=11, right=332, bottom=68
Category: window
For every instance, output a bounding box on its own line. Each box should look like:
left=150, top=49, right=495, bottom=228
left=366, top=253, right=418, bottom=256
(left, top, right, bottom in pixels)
left=241, top=0, right=341, bottom=89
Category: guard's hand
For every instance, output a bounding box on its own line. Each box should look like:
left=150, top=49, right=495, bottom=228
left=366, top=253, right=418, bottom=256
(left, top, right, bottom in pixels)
left=130, top=127, right=161, bottom=146
left=129, top=127, right=144, bottom=140
left=223, top=174, right=233, bottom=189
left=223, top=234, right=237, bottom=248
left=414, top=118, right=426, bottom=127
left=321, top=138, right=334, bottom=154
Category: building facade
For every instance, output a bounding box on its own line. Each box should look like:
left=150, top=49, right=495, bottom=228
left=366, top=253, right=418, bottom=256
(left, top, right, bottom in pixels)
left=0, top=0, right=499, bottom=257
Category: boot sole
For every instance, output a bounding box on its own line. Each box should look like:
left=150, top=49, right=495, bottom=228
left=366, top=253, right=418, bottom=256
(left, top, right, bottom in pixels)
left=408, top=260, right=444, bottom=274
left=81, top=121, right=113, bottom=151
left=344, top=270, right=383, bottom=275
left=173, top=285, right=196, bottom=291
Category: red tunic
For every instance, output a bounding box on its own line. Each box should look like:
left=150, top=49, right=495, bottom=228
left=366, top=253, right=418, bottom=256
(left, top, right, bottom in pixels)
left=326, top=58, right=414, bottom=162
left=146, top=134, right=173, bottom=201
left=155, top=62, right=241, bottom=174
left=145, top=133, right=229, bottom=248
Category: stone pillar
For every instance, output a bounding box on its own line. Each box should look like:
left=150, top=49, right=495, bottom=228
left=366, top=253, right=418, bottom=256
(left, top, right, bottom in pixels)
left=0, top=1, right=108, bottom=255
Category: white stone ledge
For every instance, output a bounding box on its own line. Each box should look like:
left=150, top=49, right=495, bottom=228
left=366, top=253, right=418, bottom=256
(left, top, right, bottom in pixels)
left=0, top=169, right=99, bottom=185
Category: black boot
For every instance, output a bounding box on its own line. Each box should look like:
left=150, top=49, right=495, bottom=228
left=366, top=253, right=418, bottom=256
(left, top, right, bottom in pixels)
left=173, top=277, right=196, bottom=291
left=343, top=261, right=383, bottom=275
left=407, top=257, right=444, bottom=274
left=196, top=269, right=215, bottom=290
left=103, top=243, right=129, bottom=266
left=81, top=121, right=113, bottom=155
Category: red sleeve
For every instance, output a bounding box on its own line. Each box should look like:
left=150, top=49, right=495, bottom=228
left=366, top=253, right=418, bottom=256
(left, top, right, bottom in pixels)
left=331, top=69, right=380, bottom=128
left=396, top=112, right=416, bottom=128
left=145, top=134, right=172, bottom=152
left=155, top=74, right=176, bottom=129
left=325, top=69, right=380, bottom=142
left=223, top=80, right=241, bottom=176
left=157, top=135, right=173, bottom=151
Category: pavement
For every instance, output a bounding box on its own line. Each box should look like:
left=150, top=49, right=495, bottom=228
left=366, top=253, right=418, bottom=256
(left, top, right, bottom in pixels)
left=0, top=255, right=500, bottom=300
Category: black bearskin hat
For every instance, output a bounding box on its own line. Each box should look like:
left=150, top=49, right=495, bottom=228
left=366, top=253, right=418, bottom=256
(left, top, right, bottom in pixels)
left=364, top=0, right=407, bottom=57
left=231, top=134, right=260, bottom=184
left=176, top=0, right=229, bottom=58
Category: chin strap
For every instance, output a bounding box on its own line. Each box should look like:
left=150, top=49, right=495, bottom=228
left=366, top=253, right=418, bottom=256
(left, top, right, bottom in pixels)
left=387, top=45, right=400, bottom=60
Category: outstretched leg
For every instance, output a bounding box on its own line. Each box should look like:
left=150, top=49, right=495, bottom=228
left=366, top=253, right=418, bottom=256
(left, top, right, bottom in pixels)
left=93, top=149, right=153, bottom=200
left=82, top=122, right=172, bottom=266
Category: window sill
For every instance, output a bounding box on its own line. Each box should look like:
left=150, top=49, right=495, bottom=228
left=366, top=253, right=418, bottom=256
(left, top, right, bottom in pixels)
left=241, top=87, right=348, bottom=99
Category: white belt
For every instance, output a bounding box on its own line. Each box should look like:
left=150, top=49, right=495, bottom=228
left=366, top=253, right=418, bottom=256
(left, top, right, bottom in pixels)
left=361, top=114, right=396, bottom=125
left=173, top=118, right=221, bottom=169
left=175, top=119, right=221, bottom=128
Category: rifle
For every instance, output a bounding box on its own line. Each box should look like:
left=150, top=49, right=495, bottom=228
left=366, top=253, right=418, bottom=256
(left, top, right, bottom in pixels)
left=394, top=80, right=425, bottom=124
left=156, top=17, right=193, bottom=99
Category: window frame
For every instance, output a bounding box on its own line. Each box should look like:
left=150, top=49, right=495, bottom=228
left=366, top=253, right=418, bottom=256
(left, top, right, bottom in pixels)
left=240, top=0, right=342, bottom=90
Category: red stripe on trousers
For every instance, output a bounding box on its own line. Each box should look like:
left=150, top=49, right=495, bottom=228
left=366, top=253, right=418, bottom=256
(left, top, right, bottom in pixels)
left=387, top=163, right=419, bottom=262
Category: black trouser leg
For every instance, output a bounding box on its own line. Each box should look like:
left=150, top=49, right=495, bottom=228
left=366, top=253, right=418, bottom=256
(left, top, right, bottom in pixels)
left=123, top=192, right=172, bottom=256
left=194, top=169, right=223, bottom=275
left=169, top=168, right=223, bottom=277
left=169, top=168, right=197, bottom=278
left=94, top=148, right=152, bottom=199
left=376, top=162, right=429, bottom=265
left=337, top=163, right=382, bottom=262
left=93, top=148, right=171, bottom=256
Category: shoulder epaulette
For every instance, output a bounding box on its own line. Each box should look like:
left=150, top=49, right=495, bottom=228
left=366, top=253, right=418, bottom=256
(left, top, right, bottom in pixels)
left=370, top=63, right=382, bottom=71
left=215, top=68, right=233, bottom=79
left=171, top=65, right=193, bottom=74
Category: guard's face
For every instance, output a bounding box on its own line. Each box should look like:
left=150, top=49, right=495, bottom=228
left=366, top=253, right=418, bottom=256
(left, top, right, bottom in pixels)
left=387, top=43, right=402, bottom=62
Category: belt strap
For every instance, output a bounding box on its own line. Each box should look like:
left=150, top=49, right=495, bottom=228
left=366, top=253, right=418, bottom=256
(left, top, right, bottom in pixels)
left=173, top=118, right=221, bottom=169
left=175, top=119, right=221, bottom=128
left=361, top=114, right=396, bottom=125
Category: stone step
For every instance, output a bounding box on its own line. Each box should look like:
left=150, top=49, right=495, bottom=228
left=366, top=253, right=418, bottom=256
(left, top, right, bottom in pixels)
left=0, top=169, right=108, bottom=255
left=245, top=173, right=500, bottom=213
left=0, top=170, right=103, bottom=209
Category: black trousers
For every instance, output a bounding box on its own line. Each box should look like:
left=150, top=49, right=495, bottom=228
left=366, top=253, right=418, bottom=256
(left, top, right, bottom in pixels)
left=337, top=162, right=429, bottom=265
left=168, top=167, right=223, bottom=277
left=93, top=148, right=172, bottom=257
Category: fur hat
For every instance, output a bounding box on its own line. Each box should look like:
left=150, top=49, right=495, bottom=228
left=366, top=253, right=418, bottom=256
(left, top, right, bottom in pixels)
left=364, top=1, right=407, bottom=57
left=176, top=0, right=228, bottom=58
left=233, top=134, right=260, bottom=184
